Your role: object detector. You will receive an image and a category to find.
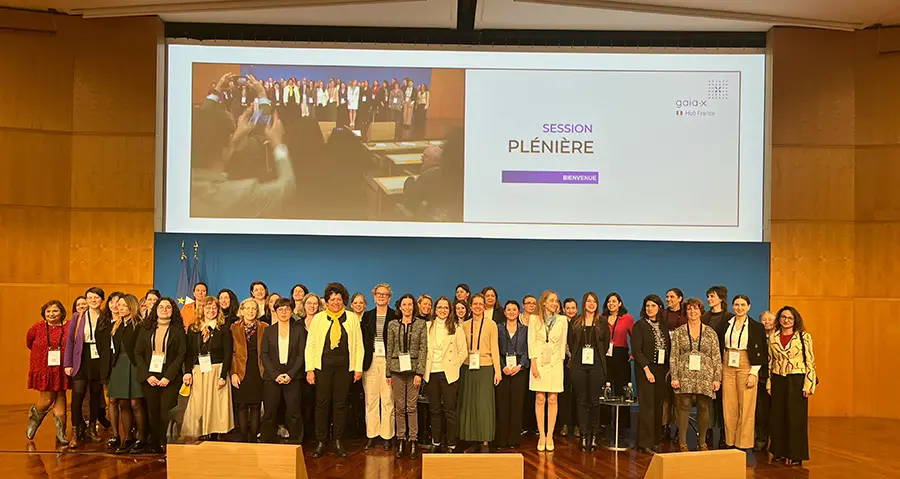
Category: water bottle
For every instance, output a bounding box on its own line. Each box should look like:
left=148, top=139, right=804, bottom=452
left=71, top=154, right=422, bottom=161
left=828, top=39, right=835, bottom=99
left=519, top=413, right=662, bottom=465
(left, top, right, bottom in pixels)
left=602, top=382, right=613, bottom=400
left=623, top=382, right=635, bottom=403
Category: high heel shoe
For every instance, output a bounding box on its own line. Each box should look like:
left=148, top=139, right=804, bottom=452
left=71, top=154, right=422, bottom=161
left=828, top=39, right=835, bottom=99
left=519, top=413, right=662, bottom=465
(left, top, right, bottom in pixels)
left=537, top=436, right=546, bottom=452
left=546, top=437, right=555, bottom=452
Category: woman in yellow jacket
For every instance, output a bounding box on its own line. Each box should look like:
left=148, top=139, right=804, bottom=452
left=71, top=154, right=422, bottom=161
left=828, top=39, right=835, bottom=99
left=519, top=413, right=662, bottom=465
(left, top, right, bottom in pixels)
left=305, top=282, right=364, bottom=459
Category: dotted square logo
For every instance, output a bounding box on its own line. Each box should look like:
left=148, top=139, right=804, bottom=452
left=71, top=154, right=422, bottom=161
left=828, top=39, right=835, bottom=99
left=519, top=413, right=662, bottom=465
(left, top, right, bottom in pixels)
left=708, top=80, right=728, bottom=100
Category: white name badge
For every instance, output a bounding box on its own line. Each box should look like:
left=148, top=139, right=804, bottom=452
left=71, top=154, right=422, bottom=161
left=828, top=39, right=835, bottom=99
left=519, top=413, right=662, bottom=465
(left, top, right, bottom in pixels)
left=505, top=354, right=517, bottom=370
left=374, top=342, right=386, bottom=357
left=399, top=353, right=412, bottom=372
left=689, top=353, right=702, bottom=371
left=111, top=338, right=116, bottom=354
left=362, top=96, right=367, bottom=102
left=309, top=98, right=314, bottom=103
left=89, top=344, right=100, bottom=360
left=341, top=99, right=346, bottom=104
left=606, top=343, right=614, bottom=357
left=199, top=354, right=213, bottom=373
left=150, top=353, right=165, bottom=373
left=582, top=346, right=594, bottom=365
left=469, top=353, right=480, bottom=370
left=540, top=347, right=551, bottom=366
left=728, top=350, right=741, bottom=368
left=657, top=348, right=666, bottom=365
left=393, top=98, right=398, bottom=104
left=47, top=350, right=61, bottom=367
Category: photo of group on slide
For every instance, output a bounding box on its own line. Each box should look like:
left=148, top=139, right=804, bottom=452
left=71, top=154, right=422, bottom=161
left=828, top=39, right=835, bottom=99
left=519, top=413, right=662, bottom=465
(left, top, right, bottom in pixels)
left=189, top=63, right=465, bottom=224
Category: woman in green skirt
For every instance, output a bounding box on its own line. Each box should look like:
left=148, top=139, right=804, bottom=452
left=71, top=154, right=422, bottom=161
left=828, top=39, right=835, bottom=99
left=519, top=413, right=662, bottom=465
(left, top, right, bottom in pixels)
left=458, top=294, right=502, bottom=452
left=106, top=294, right=148, bottom=454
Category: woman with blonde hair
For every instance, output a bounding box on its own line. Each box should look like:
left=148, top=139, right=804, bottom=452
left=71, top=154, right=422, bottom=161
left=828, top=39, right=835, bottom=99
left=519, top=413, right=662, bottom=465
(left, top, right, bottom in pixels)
left=106, top=294, right=148, bottom=454
left=529, top=290, right=567, bottom=452
left=458, top=293, right=501, bottom=453
left=231, top=298, right=267, bottom=442
left=182, top=296, right=234, bottom=439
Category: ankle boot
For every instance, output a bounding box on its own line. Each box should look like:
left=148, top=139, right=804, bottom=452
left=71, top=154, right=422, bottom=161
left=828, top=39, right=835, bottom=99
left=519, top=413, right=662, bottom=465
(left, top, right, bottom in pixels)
left=53, top=415, right=68, bottom=444
left=26, top=405, right=49, bottom=440
left=312, top=441, right=326, bottom=458
left=86, top=422, right=102, bottom=443
left=335, top=440, right=347, bottom=458
left=580, top=436, right=591, bottom=452
left=69, top=422, right=85, bottom=449
left=396, top=439, right=407, bottom=458
left=409, top=441, right=418, bottom=459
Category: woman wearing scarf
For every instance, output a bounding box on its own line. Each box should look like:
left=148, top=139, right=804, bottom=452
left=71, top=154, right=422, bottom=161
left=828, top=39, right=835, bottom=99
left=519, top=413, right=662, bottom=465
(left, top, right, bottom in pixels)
left=305, top=282, right=364, bottom=459
left=230, top=298, right=267, bottom=442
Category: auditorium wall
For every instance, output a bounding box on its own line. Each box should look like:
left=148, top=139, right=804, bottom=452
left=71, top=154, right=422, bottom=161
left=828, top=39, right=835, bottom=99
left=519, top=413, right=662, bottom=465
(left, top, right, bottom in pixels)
left=768, top=26, right=900, bottom=419
left=0, top=10, right=161, bottom=405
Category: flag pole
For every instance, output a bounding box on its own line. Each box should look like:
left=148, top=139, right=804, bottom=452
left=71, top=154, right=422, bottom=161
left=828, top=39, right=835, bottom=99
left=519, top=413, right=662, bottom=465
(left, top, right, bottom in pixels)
left=194, top=241, right=199, bottom=260
left=181, top=240, right=186, bottom=261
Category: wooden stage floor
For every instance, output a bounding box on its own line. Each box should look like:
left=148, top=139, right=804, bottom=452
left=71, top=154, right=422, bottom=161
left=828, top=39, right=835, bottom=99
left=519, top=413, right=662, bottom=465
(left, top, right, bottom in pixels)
left=0, top=404, right=894, bottom=478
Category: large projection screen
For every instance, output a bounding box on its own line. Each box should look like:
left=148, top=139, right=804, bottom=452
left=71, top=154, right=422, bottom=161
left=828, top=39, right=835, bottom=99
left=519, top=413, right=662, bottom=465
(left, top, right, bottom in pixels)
left=165, top=43, right=765, bottom=242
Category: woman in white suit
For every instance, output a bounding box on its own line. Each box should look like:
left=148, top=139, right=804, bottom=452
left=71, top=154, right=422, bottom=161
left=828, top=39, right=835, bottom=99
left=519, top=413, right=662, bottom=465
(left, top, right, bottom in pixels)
left=305, top=282, right=364, bottom=459
left=347, top=80, right=360, bottom=129
left=529, top=290, right=567, bottom=452
left=424, top=296, right=467, bottom=452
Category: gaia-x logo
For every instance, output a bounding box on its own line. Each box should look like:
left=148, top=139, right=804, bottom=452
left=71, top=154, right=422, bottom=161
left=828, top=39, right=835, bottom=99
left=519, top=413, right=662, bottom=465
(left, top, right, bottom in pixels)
left=708, top=79, right=728, bottom=100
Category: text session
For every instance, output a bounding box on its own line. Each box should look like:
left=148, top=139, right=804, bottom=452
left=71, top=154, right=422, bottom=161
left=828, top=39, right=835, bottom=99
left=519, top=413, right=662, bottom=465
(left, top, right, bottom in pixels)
left=166, top=44, right=764, bottom=242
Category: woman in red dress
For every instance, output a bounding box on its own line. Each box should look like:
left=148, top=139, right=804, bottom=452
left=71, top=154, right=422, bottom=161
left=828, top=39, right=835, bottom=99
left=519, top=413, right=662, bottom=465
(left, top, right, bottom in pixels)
left=26, top=300, right=70, bottom=444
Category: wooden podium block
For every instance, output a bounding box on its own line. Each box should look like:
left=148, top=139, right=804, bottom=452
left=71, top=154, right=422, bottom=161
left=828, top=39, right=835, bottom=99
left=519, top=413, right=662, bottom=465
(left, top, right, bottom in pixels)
left=369, top=121, right=396, bottom=141
left=422, top=452, right=524, bottom=479
left=645, top=449, right=745, bottom=479
left=167, top=442, right=307, bottom=479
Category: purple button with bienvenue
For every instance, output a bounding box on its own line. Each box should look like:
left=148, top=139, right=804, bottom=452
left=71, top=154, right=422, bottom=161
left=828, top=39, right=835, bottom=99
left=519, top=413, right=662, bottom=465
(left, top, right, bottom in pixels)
left=501, top=170, right=599, bottom=185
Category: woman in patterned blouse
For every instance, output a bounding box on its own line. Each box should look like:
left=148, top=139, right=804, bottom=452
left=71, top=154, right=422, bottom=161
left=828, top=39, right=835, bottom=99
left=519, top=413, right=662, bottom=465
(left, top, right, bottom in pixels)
left=669, top=297, right=722, bottom=452
left=767, top=306, right=816, bottom=467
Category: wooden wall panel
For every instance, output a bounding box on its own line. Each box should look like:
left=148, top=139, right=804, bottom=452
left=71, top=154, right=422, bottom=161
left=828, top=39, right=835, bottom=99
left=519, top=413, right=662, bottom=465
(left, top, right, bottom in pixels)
left=0, top=207, right=70, bottom=284
left=769, top=222, right=854, bottom=298
left=68, top=210, right=155, bottom=286
left=0, top=20, right=74, bottom=132
left=0, top=130, right=71, bottom=208
left=67, top=284, right=153, bottom=303
left=0, top=284, right=71, bottom=406
left=855, top=147, right=900, bottom=223
left=770, top=28, right=856, bottom=146
left=770, top=147, right=855, bottom=221
left=769, top=296, right=853, bottom=418
left=854, top=222, right=900, bottom=299
left=427, top=68, right=465, bottom=120
left=70, top=134, right=155, bottom=209
left=852, top=299, right=900, bottom=419
left=69, top=16, right=161, bottom=134
left=855, top=30, right=900, bottom=146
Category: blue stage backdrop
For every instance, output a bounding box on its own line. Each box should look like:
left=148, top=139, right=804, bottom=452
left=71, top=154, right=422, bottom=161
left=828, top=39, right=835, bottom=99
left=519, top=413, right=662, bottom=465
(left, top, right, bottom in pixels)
left=240, top=65, right=433, bottom=88
left=154, top=233, right=770, bottom=317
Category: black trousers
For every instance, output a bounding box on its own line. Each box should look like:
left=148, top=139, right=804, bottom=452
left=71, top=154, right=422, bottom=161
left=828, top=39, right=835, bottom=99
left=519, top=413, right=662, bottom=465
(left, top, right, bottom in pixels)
left=769, top=374, right=808, bottom=461
left=315, top=364, right=352, bottom=442
left=755, top=379, right=771, bottom=447
left=262, top=380, right=302, bottom=443
left=301, top=382, right=316, bottom=441
left=609, top=346, right=632, bottom=429
left=426, top=372, right=459, bottom=447
left=495, top=371, right=527, bottom=447
left=71, top=378, right=104, bottom=428
left=635, top=364, right=668, bottom=449
left=557, top=368, right=574, bottom=432
left=571, top=366, right=605, bottom=438
left=141, top=382, right=180, bottom=447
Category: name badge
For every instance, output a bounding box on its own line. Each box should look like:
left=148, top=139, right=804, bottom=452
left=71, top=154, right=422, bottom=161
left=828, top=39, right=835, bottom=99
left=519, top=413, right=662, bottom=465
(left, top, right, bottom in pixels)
left=689, top=353, right=702, bottom=371
left=341, top=99, right=346, bottom=104
left=374, top=342, right=386, bottom=357
left=111, top=337, right=116, bottom=354
left=362, top=96, right=366, bottom=102
left=399, top=353, right=412, bottom=372
left=728, top=350, right=740, bottom=368
left=582, top=346, right=595, bottom=365
left=606, top=343, right=614, bottom=357
left=199, top=354, right=213, bottom=373
left=393, top=98, right=398, bottom=104
left=89, top=344, right=100, bottom=360
left=656, top=348, right=666, bottom=365
left=469, top=353, right=480, bottom=370
left=309, top=98, right=314, bottom=103
left=505, top=354, right=517, bottom=370
left=540, top=347, right=551, bottom=366
left=47, top=350, right=61, bottom=366
left=150, top=353, right=165, bottom=373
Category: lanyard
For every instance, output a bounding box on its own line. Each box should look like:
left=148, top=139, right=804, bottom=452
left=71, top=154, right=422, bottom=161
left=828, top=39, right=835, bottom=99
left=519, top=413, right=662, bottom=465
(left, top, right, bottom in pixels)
left=585, top=324, right=595, bottom=349
left=86, top=311, right=95, bottom=342
left=152, top=326, right=171, bottom=354
left=401, top=321, right=411, bottom=354
left=608, top=315, right=620, bottom=343
left=729, top=319, right=746, bottom=349
left=506, top=324, right=519, bottom=356
left=45, top=322, right=60, bottom=350
left=545, top=315, right=557, bottom=343
left=687, top=323, right=703, bottom=352
left=469, top=319, right=484, bottom=351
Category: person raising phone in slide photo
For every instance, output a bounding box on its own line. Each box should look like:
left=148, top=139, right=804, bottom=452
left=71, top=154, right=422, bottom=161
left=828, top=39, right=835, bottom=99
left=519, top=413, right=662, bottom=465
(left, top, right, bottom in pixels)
left=191, top=73, right=296, bottom=219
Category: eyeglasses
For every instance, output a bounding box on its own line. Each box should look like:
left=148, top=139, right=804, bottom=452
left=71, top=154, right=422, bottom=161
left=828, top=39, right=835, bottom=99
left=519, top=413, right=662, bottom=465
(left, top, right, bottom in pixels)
left=375, top=292, right=390, bottom=297
left=780, top=315, right=795, bottom=321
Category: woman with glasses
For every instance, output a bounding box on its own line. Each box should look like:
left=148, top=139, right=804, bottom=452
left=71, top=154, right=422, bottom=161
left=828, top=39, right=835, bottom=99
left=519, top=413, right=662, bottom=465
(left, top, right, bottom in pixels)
left=260, top=298, right=306, bottom=443
left=361, top=284, right=397, bottom=450
left=182, top=297, right=234, bottom=439
left=230, top=298, right=267, bottom=442
left=767, top=306, right=816, bottom=467
left=424, top=296, right=467, bottom=452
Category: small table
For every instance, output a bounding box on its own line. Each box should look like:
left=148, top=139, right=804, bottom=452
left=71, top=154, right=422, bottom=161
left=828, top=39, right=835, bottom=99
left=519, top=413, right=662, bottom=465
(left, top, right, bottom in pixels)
left=600, top=398, right=637, bottom=451
left=386, top=153, right=423, bottom=175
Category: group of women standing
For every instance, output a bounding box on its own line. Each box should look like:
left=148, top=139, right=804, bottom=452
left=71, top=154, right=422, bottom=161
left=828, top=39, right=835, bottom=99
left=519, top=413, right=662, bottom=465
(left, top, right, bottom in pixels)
left=24, top=282, right=816, bottom=468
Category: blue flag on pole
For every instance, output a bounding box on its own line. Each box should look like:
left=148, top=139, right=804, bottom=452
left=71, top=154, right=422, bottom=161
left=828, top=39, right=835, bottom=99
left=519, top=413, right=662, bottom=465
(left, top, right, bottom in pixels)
left=175, top=241, right=192, bottom=308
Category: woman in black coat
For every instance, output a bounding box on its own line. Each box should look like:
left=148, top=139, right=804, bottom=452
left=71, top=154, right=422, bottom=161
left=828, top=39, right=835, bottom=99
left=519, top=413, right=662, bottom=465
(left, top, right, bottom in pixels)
left=260, top=298, right=307, bottom=443
left=632, top=294, right=671, bottom=455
